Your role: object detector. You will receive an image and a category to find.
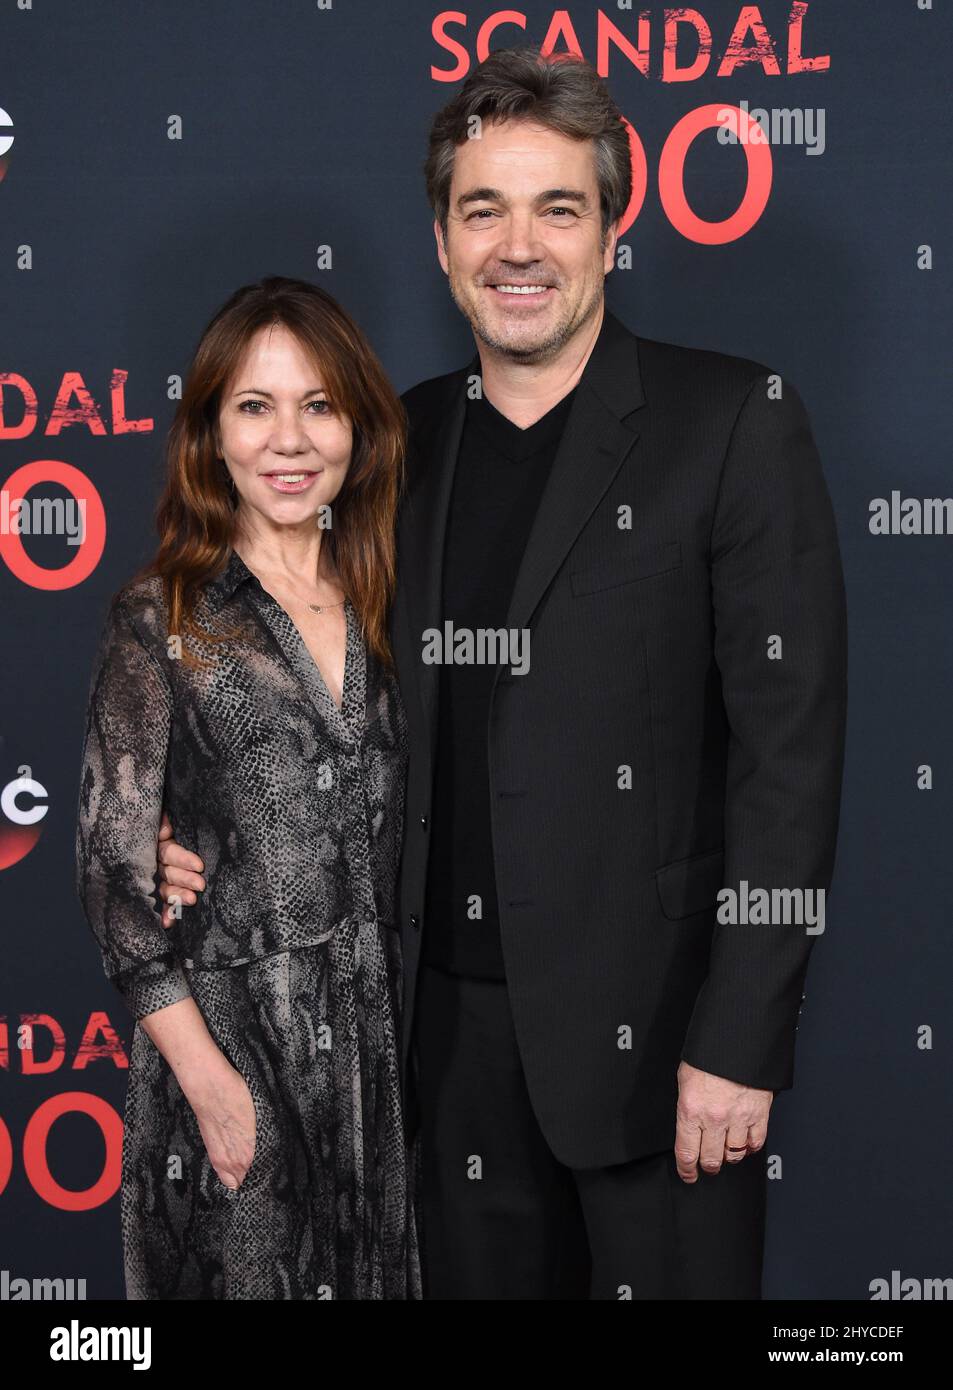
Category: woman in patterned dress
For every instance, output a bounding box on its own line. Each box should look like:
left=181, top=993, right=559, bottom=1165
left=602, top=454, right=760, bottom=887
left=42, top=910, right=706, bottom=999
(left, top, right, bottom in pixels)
left=75, top=276, right=420, bottom=1299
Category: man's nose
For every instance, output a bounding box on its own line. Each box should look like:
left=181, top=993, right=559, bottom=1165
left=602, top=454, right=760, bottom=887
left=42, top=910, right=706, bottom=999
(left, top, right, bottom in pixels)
left=495, top=211, right=544, bottom=262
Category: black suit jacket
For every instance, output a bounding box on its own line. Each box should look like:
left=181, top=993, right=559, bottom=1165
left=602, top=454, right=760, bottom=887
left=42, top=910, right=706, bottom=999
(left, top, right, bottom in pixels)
left=391, top=308, right=847, bottom=1168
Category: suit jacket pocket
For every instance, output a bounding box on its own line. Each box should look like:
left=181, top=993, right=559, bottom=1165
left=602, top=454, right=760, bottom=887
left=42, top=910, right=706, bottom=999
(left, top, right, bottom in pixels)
left=570, top=541, right=682, bottom=597
left=655, top=847, right=724, bottom=920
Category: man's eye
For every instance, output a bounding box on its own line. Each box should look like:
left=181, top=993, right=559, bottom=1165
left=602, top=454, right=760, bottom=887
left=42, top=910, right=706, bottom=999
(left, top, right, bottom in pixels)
left=467, top=209, right=497, bottom=220
left=546, top=207, right=575, bottom=218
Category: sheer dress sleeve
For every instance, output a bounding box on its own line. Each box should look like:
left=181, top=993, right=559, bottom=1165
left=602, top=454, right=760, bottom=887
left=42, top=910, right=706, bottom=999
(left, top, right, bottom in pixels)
left=75, top=594, right=192, bottom=1020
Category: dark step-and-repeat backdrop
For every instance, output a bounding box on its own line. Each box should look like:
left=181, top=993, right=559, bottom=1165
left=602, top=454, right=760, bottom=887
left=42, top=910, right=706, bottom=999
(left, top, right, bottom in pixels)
left=1, top=0, right=949, bottom=1311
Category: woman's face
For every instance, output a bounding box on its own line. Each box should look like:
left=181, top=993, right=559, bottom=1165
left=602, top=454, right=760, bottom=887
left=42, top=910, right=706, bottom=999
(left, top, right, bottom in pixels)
left=217, top=323, right=353, bottom=532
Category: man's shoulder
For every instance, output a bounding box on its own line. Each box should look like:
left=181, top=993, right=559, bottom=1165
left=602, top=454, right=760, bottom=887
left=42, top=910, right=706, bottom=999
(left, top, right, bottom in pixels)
left=397, top=323, right=788, bottom=445
left=634, top=332, right=774, bottom=403
left=400, top=364, right=470, bottom=422
left=399, top=336, right=776, bottom=421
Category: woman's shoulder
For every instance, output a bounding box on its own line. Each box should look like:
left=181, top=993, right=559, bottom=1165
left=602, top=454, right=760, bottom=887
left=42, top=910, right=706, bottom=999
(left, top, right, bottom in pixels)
left=107, top=572, right=170, bottom=644
left=107, top=566, right=238, bottom=652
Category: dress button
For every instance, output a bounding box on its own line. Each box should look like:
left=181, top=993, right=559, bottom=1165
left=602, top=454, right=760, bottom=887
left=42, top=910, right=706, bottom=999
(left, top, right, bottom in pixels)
left=420, top=815, right=428, bottom=830
left=409, top=914, right=420, bottom=931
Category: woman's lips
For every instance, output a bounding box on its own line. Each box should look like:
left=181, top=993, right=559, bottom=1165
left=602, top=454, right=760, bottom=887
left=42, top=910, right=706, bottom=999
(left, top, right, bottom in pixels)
left=261, top=470, right=323, bottom=494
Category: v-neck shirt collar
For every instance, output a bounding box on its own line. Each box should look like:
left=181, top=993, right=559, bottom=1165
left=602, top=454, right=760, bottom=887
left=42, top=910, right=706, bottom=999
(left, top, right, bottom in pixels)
left=465, top=384, right=579, bottom=463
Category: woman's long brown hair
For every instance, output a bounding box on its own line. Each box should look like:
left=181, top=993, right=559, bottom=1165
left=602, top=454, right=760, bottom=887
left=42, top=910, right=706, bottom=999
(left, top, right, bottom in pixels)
left=130, top=276, right=406, bottom=669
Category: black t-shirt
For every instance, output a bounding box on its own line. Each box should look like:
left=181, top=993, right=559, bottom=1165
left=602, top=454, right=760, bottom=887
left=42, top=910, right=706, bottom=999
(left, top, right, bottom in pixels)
left=422, top=383, right=578, bottom=978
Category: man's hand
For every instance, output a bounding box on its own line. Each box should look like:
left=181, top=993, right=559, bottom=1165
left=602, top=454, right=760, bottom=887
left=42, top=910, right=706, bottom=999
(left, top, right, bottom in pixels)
left=157, top=811, right=206, bottom=928
left=674, top=1060, right=772, bottom=1183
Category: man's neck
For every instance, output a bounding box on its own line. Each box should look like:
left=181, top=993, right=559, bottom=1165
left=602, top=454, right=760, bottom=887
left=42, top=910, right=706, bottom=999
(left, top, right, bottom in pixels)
left=474, top=300, right=605, bottom=430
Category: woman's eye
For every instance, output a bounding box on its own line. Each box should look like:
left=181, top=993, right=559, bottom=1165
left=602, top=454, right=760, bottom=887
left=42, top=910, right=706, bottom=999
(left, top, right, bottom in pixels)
left=238, top=400, right=329, bottom=415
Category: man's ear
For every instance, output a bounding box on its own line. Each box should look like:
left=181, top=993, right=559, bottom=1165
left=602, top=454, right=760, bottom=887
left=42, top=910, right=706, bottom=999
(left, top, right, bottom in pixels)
left=603, top=219, right=621, bottom=274
left=434, top=217, right=449, bottom=275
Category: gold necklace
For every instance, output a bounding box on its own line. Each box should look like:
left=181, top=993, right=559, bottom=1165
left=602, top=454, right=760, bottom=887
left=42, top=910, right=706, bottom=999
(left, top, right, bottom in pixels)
left=308, top=599, right=346, bottom=614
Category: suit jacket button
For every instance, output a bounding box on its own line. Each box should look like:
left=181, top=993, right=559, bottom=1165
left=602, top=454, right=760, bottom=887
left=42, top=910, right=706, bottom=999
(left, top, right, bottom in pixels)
left=420, top=816, right=428, bottom=830
left=409, top=914, right=419, bottom=931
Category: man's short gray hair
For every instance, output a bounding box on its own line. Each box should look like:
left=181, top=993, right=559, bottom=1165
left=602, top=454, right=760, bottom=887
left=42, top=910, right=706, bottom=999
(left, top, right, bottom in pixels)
left=425, top=46, right=632, bottom=242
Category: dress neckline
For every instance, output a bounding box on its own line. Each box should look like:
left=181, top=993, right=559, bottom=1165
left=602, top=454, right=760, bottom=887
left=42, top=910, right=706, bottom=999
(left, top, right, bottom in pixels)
left=243, top=584, right=366, bottom=746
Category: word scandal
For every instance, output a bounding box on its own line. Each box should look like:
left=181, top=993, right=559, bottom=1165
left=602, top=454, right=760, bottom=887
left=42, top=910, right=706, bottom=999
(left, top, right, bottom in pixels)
left=0, top=370, right=150, bottom=587
left=0, top=1012, right=127, bottom=1210
left=431, top=3, right=830, bottom=81
left=431, top=3, right=831, bottom=242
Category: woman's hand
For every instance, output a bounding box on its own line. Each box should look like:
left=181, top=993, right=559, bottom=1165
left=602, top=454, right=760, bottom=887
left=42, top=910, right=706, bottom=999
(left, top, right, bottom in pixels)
left=138, top=998, right=257, bottom=1192
left=180, top=1052, right=257, bottom=1192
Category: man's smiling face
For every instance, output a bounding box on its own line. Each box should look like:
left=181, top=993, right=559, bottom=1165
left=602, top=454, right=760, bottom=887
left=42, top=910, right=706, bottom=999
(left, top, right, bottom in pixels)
left=435, top=118, right=619, bottom=364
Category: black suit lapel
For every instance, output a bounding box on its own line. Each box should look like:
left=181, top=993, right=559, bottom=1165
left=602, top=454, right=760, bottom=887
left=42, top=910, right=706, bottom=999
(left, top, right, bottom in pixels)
left=504, top=386, right=640, bottom=635
left=505, top=309, right=646, bottom=635
left=399, top=309, right=646, bottom=758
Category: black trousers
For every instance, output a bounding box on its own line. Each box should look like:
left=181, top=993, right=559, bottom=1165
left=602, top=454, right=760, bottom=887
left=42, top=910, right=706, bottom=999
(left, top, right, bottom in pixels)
left=414, top=963, right=767, bottom=1300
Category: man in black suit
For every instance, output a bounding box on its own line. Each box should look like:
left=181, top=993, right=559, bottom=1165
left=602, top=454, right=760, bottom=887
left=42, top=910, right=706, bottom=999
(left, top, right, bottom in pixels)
left=392, top=45, right=846, bottom=1300
left=158, top=46, right=847, bottom=1299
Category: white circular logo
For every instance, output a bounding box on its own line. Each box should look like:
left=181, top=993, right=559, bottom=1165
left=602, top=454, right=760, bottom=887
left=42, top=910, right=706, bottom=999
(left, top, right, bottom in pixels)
left=0, top=107, right=14, bottom=159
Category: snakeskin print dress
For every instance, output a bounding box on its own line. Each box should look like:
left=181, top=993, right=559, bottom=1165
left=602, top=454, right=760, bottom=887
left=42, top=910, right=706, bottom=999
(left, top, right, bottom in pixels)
left=75, top=549, right=421, bottom=1300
